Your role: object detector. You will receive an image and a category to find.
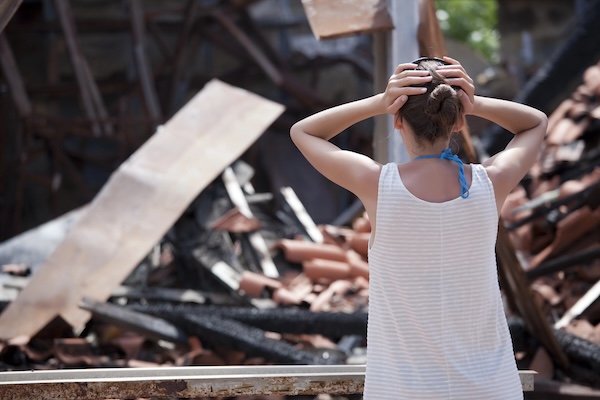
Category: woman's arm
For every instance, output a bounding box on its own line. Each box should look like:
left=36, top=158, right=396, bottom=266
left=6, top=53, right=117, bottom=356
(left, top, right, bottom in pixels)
left=290, top=64, right=431, bottom=200
left=471, top=95, right=547, bottom=206
left=290, top=94, right=384, bottom=201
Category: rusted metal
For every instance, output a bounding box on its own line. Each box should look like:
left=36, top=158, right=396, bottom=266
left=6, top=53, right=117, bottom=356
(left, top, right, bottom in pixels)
left=0, top=365, right=535, bottom=399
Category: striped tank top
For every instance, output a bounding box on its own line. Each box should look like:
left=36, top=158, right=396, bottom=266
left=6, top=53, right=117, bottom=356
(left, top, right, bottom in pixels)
left=364, top=162, right=523, bottom=400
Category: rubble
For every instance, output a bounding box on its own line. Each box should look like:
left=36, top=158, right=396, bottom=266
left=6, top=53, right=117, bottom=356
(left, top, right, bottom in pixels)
left=501, top=58, right=600, bottom=387
left=0, top=0, right=599, bottom=398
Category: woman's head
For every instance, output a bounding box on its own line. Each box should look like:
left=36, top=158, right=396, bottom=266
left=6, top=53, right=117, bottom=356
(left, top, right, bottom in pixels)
left=397, top=58, right=464, bottom=145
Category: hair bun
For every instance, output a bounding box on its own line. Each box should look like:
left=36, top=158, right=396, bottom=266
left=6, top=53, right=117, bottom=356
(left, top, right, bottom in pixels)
left=425, top=84, right=456, bottom=116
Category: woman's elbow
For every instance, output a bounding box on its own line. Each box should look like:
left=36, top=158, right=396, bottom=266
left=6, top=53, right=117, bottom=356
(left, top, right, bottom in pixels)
left=535, top=109, right=548, bottom=128
left=289, top=123, right=304, bottom=146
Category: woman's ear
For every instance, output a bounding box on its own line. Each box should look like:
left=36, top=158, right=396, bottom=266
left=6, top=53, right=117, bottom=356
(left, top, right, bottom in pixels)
left=453, top=115, right=466, bottom=132
left=393, top=113, right=403, bottom=130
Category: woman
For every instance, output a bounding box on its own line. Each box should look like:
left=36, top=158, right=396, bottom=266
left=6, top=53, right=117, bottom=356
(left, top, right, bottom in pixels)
left=290, top=56, right=547, bottom=399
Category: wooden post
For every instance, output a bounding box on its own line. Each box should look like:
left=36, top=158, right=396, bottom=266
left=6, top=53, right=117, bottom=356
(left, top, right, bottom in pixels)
left=372, top=0, right=419, bottom=164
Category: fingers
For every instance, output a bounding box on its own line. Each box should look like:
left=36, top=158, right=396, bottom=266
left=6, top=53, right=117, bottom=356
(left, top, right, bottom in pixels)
left=384, top=68, right=431, bottom=113
left=442, top=56, right=461, bottom=66
left=387, top=95, right=407, bottom=114
left=436, top=67, right=473, bottom=84
left=393, top=62, right=418, bottom=75
left=384, top=87, right=427, bottom=114
left=435, top=60, right=475, bottom=103
left=456, top=89, right=475, bottom=114
left=388, top=73, right=432, bottom=87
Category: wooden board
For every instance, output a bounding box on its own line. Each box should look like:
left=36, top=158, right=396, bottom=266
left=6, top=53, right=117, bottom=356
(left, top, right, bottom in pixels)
left=301, top=0, right=394, bottom=40
left=0, top=80, right=284, bottom=339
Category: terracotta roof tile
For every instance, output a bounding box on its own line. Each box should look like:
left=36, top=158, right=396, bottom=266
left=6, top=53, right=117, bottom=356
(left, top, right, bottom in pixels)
left=277, top=239, right=348, bottom=264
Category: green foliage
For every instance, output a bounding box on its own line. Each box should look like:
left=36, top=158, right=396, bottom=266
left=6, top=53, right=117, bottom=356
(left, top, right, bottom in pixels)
left=435, top=0, right=499, bottom=62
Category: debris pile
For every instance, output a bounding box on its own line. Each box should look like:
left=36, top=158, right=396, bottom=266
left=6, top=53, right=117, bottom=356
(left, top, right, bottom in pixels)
left=501, top=60, right=600, bottom=384
left=1, top=0, right=600, bottom=397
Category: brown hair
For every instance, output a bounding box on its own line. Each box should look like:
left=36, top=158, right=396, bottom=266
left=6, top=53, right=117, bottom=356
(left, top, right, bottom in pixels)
left=397, top=59, right=463, bottom=144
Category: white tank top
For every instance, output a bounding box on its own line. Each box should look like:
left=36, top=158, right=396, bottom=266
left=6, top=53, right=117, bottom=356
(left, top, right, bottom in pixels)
left=364, top=162, right=523, bottom=400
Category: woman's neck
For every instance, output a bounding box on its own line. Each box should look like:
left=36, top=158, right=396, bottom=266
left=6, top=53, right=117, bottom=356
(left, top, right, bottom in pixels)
left=407, top=140, right=450, bottom=160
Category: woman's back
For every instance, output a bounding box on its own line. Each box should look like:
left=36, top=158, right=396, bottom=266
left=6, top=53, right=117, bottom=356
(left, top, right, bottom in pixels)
left=364, top=163, right=523, bottom=400
left=290, top=55, right=547, bottom=400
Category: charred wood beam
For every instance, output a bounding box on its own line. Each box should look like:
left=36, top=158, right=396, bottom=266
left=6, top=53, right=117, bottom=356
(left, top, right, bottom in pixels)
left=0, top=0, right=22, bottom=34
left=238, top=8, right=289, bottom=70
left=553, top=328, right=600, bottom=386
left=147, top=309, right=327, bottom=365
left=0, top=34, right=31, bottom=116
left=165, top=0, right=201, bottom=114
left=210, top=10, right=328, bottom=111
left=128, top=304, right=368, bottom=338
left=54, top=0, right=112, bottom=136
left=541, top=144, right=600, bottom=183
left=497, top=225, right=570, bottom=369
left=146, top=20, right=174, bottom=61
left=508, top=181, right=600, bottom=231
left=211, top=10, right=283, bottom=85
left=526, top=245, right=600, bottom=281
left=4, top=13, right=307, bottom=34
left=79, top=297, right=189, bottom=344
left=509, top=316, right=600, bottom=387
left=525, top=378, right=600, bottom=400
left=130, top=0, right=162, bottom=124
left=109, top=285, right=238, bottom=305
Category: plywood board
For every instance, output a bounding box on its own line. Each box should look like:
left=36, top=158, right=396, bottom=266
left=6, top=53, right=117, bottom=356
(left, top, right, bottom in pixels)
left=301, top=0, right=394, bottom=40
left=0, top=80, right=284, bottom=339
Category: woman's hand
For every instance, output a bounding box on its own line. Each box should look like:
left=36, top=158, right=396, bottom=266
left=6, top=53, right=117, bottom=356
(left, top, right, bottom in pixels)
left=436, top=56, right=475, bottom=114
left=382, top=63, right=431, bottom=115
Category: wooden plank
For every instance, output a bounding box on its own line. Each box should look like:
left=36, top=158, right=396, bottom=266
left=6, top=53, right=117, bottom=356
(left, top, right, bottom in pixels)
left=0, top=80, right=284, bottom=339
left=0, top=365, right=536, bottom=400
left=496, top=225, right=570, bottom=369
left=280, top=186, right=323, bottom=243
left=221, top=167, right=279, bottom=278
left=0, top=0, right=22, bottom=34
left=554, top=279, right=600, bottom=329
left=301, top=0, right=394, bottom=40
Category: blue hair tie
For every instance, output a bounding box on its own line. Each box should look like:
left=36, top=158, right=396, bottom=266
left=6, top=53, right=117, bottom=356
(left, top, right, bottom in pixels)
left=414, top=148, right=469, bottom=198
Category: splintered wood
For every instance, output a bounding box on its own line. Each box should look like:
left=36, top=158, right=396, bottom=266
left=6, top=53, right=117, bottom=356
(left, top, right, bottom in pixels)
left=301, top=0, right=394, bottom=40
left=0, top=80, right=284, bottom=339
